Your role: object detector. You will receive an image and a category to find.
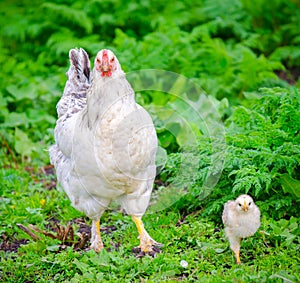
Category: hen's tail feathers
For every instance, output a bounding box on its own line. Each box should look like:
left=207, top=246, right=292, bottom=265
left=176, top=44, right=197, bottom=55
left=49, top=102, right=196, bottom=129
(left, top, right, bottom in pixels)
left=57, top=48, right=91, bottom=117
left=69, top=48, right=91, bottom=86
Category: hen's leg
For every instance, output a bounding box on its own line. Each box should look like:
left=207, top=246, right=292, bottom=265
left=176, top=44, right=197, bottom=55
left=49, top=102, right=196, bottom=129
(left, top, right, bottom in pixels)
left=234, top=250, right=241, bottom=264
left=132, top=215, right=163, bottom=252
left=90, top=219, right=104, bottom=252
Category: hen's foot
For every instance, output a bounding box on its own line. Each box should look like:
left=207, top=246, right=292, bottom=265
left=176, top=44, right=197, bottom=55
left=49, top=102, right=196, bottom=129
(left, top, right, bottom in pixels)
left=139, top=232, right=163, bottom=253
left=132, top=215, right=163, bottom=256
left=90, top=237, right=104, bottom=252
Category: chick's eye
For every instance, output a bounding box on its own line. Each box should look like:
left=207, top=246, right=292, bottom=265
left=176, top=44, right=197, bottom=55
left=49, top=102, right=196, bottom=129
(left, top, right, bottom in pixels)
left=238, top=203, right=242, bottom=207
left=249, top=202, right=252, bottom=206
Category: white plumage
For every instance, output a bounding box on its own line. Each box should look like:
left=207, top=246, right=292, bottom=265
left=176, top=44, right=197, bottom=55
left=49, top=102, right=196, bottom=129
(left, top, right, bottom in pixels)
left=222, top=194, right=260, bottom=264
left=50, top=48, right=161, bottom=252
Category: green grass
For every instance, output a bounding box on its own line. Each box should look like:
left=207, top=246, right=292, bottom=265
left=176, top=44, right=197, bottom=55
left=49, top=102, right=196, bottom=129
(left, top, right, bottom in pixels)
left=1, top=167, right=299, bottom=282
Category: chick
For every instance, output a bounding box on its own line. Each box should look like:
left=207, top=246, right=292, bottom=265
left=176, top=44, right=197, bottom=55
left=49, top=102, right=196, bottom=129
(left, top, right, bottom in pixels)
left=222, top=194, right=260, bottom=264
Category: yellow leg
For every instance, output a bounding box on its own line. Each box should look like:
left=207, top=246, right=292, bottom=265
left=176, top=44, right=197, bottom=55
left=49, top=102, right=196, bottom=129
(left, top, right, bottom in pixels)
left=95, top=220, right=101, bottom=236
left=132, top=215, right=144, bottom=235
left=234, top=250, right=241, bottom=264
left=90, top=219, right=104, bottom=252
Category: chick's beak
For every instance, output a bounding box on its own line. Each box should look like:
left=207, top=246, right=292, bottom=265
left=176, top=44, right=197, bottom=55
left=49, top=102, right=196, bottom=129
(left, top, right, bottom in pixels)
left=242, top=200, right=248, bottom=211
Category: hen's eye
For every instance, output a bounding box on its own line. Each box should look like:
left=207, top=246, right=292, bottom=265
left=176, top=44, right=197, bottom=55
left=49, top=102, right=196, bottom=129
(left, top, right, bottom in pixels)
left=96, top=58, right=101, bottom=63
left=110, top=57, right=115, bottom=63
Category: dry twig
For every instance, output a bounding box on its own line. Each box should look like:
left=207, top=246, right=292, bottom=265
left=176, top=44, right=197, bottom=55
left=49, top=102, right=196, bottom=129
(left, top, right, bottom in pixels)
left=17, top=223, right=41, bottom=241
left=17, top=222, right=90, bottom=251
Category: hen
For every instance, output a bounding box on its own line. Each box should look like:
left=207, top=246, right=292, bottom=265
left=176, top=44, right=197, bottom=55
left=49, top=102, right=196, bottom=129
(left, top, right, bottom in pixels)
left=50, top=48, right=161, bottom=253
left=222, top=194, right=260, bottom=264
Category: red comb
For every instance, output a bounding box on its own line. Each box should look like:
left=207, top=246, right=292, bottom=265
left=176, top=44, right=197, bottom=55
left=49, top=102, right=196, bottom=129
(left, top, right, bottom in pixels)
left=102, top=50, right=108, bottom=61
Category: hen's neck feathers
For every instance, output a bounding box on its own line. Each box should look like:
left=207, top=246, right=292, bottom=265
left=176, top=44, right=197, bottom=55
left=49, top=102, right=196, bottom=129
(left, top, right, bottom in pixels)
left=86, top=68, right=135, bottom=126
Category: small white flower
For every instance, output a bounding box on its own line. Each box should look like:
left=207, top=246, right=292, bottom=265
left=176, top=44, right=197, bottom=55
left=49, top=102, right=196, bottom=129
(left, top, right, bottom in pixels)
left=180, top=260, right=188, bottom=268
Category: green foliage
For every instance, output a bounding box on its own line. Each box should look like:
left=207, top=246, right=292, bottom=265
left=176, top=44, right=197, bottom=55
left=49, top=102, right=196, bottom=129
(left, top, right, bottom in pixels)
left=163, top=87, right=300, bottom=219
left=241, top=0, right=300, bottom=55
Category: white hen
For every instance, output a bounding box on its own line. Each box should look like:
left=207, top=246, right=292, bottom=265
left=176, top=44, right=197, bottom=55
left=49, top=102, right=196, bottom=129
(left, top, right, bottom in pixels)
left=50, top=48, right=161, bottom=252
left=222, top=194, right=260, bottom=264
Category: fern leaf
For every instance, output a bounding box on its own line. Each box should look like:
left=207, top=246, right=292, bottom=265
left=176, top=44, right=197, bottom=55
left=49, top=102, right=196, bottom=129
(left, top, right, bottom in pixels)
left=42, top=2, right=93, bottom=34
left=279, top=174, right=300, bottom=199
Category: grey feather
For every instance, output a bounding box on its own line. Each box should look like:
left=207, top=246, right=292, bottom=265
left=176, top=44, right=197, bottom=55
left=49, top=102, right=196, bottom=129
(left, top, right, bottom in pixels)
left=56, top=48, right=90, bottom=118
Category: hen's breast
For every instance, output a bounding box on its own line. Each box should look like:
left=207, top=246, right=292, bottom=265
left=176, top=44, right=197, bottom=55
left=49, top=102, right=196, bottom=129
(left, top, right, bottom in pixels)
left=92, top=100, right=157, bottom=192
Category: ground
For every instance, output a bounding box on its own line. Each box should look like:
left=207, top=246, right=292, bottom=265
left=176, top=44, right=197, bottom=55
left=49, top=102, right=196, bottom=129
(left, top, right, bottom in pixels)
left=0, top=167, right=299, bottom=282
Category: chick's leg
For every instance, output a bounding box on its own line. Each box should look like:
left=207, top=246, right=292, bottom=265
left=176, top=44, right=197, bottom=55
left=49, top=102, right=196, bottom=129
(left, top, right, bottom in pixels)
left=132, top=215, right=163, bottom=252
left=90, top=220, right=104, bottom=252
left=229, top=236, right=241, bottom=264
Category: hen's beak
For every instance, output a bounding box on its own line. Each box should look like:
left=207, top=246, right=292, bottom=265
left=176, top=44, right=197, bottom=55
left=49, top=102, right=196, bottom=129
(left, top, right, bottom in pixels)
left=102, top=64, right=109, bottom=72
left=100, top=64, right=112, bottom=77
left=242, top=200, right=248, bottom=211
